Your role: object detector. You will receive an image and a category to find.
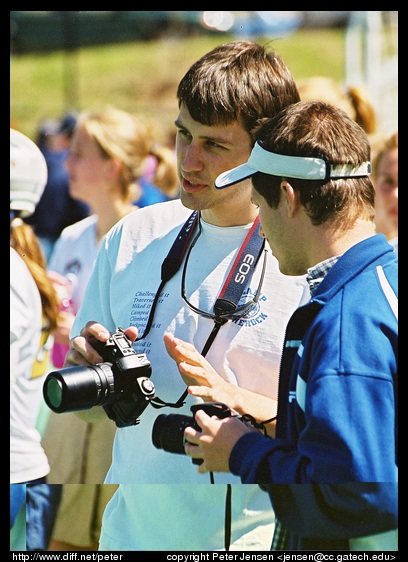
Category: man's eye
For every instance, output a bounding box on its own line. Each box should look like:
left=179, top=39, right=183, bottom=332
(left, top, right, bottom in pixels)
left=177, top=129, right=191, bottom=140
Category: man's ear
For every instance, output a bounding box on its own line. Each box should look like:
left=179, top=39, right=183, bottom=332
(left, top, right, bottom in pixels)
left=280, top=180, right=298, bottom=218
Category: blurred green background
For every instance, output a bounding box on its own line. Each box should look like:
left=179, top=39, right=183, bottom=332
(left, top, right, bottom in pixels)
left=10, top=28, right=346, bottom=142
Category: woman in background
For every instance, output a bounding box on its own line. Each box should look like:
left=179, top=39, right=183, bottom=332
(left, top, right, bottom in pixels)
left=372, top=131, right=398, bottom=256
left=297, top=76, right=377, bottom=137
left=42, top=106, right=178, bottom=551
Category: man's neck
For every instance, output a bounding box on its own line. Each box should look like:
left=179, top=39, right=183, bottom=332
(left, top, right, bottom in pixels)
left=201, top=205, right=259, bottom=228
left=308, top=220, right=377, bottom=267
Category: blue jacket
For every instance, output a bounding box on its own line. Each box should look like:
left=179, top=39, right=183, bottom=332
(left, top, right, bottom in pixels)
left=269, top=483, right=398, bottom=550
left=230, top=234, right=398, bottom=545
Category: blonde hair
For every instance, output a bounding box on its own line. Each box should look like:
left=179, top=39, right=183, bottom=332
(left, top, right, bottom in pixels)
left=371, top=131, right=398, bottom=179
left=77, top=107, right=178, bottom=200
left=10, top=218, right=60, bottom=331
left=298, top=76, right=377, bottom=135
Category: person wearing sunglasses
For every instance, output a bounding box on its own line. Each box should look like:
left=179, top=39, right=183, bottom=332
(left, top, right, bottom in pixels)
left=62, top=41, right=310, bottom=551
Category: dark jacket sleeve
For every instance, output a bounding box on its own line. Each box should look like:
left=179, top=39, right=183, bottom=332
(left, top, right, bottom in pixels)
left=264, top=483, right=398, bottom=539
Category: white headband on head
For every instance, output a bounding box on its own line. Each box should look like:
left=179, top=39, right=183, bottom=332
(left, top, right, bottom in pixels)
left=215, top=141, right=371, bottom=189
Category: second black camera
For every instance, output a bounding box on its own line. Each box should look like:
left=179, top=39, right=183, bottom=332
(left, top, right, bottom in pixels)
left=152, top=402, right=232, bottom=464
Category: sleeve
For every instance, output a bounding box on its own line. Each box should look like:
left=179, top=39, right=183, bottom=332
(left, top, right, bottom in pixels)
left=266, top=483, right=398, bottom=539
left=230, top=308, right=397, bottom=483
left=230, top=374, right=396, bottom=484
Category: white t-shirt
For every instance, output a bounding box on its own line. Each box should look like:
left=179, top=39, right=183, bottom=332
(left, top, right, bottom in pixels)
left=10, top=247, right=50, bottom=483
left=72, top=199, right=310, bottom=550
left=48, top=214, right=100, bottom=309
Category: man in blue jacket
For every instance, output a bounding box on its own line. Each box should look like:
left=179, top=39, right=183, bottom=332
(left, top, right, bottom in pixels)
left=169, top=100, right=398, bottom=550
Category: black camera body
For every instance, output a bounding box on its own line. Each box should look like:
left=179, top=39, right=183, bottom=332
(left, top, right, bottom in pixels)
left=43, top=328, right=155, bottom=428
left=152, top=402, right=231, bottom=464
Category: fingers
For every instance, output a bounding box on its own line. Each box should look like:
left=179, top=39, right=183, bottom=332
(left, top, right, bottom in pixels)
left=184, top=424, right=201, bottom=445
left=63, top=346, right=90, bottom=367
left=81, top=321, right=110, bottom=340
left=123, top=326, right=138, bottom=343
left=163, top=332, right=180, bottom=360
left=183, top=413, right=230, bottom=474
left=169, top=335, right=197, bottom=353
left=183, top=433, right=205, bottom=468
left=178, top=362, right=208, bottom=381
left=164, top=332, right=203, bottom=365
left=193, top=409, right=218, bottom=431
left=65, top=322, right=138, bottom=367
left=175, top=345, right=205, bottom=366
left=64, top=334, right=105, bottom=367
left=187, top=385, right=214, bottom=400
left=197, top=461, right=208, bottom=474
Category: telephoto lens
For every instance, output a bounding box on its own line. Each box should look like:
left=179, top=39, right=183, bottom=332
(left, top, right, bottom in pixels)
left=43, top=363, right=115, bottom=413
left=152, top=413, right=194, bottom=454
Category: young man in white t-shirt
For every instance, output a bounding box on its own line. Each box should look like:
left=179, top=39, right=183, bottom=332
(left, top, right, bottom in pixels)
left=62, top=41, right=309, bottom=551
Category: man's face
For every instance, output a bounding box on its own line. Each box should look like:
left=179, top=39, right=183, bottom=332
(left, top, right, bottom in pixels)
left=175, top=104, right=254, bottom=221
left=374, top=147, right=398, bottom=234
left=251, top=184, right=303, bottom=276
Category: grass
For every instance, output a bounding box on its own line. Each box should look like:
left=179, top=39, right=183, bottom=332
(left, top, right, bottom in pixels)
left=10, top=28, right=346, bottom=141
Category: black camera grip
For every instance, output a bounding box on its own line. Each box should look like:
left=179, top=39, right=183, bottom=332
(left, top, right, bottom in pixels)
left=190, top=402, right=231, bottom=421
left=189, top=402, right=232, bottom=466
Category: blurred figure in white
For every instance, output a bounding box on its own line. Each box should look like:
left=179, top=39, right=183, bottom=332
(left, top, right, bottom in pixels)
left=10, top=128, right=62, bottom=550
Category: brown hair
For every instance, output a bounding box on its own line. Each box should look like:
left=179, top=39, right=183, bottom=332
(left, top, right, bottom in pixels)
left=252, top=100, right=375, bottom=229
left=177, top=40, right=300, bottom=140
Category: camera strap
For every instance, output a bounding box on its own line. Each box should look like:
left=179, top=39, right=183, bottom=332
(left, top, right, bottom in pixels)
left=149, top=213, right=265, bottom=411
left=135, top=210, right=200, bottom=343
left=143, top=214, right=264, bottom=550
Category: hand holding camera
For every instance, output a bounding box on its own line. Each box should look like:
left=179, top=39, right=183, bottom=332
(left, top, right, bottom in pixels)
left=184, top=404, right=254, bottom=473
left=152, top=402, right=231, bottom=464
left=152, top=401, right=252, bottom=472
left=43, top=328, right=155, bottom=427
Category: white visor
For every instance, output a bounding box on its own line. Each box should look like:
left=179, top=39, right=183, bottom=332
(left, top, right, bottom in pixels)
left=215, top=141, right=371, bottom=189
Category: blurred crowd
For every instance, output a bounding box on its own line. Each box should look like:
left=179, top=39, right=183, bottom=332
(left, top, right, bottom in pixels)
left=10, top=107, right=179, bottom=551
